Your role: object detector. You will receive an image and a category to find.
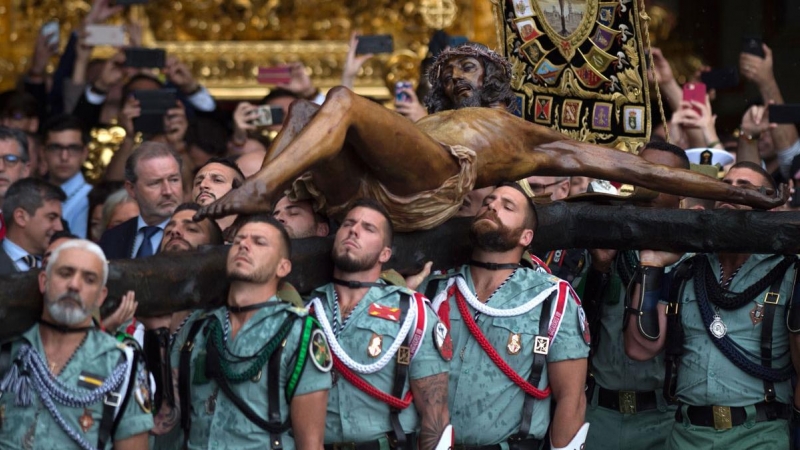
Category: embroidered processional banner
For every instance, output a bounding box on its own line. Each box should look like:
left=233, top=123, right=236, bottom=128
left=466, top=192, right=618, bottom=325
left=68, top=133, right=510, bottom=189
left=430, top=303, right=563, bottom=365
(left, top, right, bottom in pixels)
left=495, top=0, right=652, bottom=152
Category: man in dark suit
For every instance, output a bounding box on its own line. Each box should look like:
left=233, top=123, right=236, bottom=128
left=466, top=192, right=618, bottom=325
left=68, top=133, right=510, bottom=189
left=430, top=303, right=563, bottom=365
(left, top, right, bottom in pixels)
left=99, top=141, right=183, bottom=260
left=0, top=178, right=65, bottom=275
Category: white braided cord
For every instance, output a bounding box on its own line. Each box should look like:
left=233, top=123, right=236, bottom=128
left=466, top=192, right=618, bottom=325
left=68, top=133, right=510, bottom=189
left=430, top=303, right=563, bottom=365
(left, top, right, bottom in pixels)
left=310, top=297, right=418, bottom=374
left=454, top=276, right=557, bottom=317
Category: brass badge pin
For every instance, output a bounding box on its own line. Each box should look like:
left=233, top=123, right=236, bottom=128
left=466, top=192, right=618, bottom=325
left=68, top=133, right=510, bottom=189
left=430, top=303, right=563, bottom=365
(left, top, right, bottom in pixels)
left=750, top=303, right=764, bottom=325
left=367, top=333, right=383, bottom=358
left=507, top=332, right=522, bottom=355
left=79, top=408, right=94, bottom=433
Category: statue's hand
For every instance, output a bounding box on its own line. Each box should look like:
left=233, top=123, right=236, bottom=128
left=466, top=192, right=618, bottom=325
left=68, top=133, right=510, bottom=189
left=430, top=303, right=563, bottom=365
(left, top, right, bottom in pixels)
left=749, top=182, right=790, bottom=210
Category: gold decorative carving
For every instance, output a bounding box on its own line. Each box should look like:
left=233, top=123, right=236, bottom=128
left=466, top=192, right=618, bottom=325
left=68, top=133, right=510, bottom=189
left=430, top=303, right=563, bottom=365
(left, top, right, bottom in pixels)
left=419, top=0, right=459, bottom=30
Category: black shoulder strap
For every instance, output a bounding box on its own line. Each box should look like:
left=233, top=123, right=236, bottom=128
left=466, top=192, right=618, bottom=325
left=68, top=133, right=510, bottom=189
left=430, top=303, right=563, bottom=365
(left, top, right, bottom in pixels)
left=388, top=293, right=412, bottom=450
left=179, top=317, right=209, bottom=443
left=98, top=347, right=138, bottom=449
left=663, top=256, right=695, bottom=403
left=267, top=341, right=285, bottom=450
left=515, top=289, right=555, bottom=439
left=0, top=340, right=12, bottom=378
left=760, top=271, right=786, bottom=406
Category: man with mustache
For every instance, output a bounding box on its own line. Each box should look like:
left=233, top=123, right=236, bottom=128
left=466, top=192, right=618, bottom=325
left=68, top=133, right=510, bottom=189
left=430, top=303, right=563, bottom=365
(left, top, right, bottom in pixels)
left=99, top=142, right=184, bottom=259
left=195, top=44, right=783, bottom=231
left=306, top=198, right=452, bottom=450
left=420, top=183, right=590, bottom=450
left=624, top=161, right=800, bottom=449
left=192, top=157, right=245, bottom=233
left=0, top=239, right=153, bottom=449
left=144, top=215, right=331, bottom=450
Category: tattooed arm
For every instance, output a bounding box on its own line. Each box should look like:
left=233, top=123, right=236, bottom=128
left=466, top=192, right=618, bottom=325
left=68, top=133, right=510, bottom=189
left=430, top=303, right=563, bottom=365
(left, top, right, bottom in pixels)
left=411, top=373, right=450, bottom=450
left=151, top=367, right=181, bottom=434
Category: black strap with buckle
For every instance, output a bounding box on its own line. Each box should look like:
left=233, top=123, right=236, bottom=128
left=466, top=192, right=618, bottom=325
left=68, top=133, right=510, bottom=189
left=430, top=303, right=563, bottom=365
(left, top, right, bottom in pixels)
left=677, top=402, right=791, bottom=429
left=514, top=290, right=554, bottom=439
left=663, top=257, right=696, bottom=404
left=597, top=386, right=658, bottom=414
left=98, top=349, right=137, bottom=449
left=389, top=293, right=412, bottom=450
left=267, top=336, right=285, bottom=450
left=179, top=317, right=209, bottom=445
left=761, top=276, right=784, bottom=407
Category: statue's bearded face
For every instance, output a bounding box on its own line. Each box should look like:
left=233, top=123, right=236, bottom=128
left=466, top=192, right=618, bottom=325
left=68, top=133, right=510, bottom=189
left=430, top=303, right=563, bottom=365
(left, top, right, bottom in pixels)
left=441, top=56, right=485, bottom=109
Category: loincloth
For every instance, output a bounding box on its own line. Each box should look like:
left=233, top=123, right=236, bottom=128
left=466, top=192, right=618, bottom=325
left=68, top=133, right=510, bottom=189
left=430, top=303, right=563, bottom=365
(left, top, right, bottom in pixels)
left=288, top=144, right=477, bottom=232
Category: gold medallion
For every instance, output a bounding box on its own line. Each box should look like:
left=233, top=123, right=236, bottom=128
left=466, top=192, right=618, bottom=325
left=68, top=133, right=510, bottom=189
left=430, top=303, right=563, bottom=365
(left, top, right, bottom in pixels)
left=507, top=333, right=522, bottom=355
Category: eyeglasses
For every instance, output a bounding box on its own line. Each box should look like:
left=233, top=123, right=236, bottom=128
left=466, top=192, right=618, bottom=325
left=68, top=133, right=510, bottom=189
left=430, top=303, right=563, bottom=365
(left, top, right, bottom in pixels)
left=527, top=179, right=568, bottom=194
left=44, top=143, right=84, bottom=154
left=0, top=154, right=26, bottom=166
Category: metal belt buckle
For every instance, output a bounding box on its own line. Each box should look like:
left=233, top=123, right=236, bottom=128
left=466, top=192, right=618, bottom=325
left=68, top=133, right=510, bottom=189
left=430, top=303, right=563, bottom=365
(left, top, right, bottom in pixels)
left=666, top=302, right=680, bottom=316
left=764, top=292, right=780, bottom=305
left=104, top=392, right=122, bottom=407
left=618, top=391, right=637, bottom=415
left=397, top=346, right=410, bottom=365
left=712, top=405, right=733, bottom=430
left=332, top=443, right=356, bottom=450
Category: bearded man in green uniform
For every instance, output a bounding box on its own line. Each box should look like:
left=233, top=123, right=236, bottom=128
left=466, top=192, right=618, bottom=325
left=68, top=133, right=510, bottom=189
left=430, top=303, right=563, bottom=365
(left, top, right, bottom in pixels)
left=306, top=198, right=452, bottom=450
left=144, top=215, right=332, bottom=450
left=420, top=183, right=590, bottom=450
left=0, top=239, right=153, bottom=450
left=625, top=162, right=799, bottom=449
left=579, top=141, right=689, bottom=449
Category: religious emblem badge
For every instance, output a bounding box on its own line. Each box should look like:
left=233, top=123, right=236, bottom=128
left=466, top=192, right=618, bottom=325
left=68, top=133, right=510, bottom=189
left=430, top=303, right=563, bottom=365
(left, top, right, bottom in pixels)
left=497, top=0, right=652, bottom=151
left=134, top=366, right=153, bottom=414
left=433, top=321, right=454, bottom=361
left=534, top=96, right=553, bottom=124
left=310, top=328, right=333, bottom=372
left=578, top=306, right=591, bottom=345
left=368, top=303, right=401, bottom=322
left=709, top=313, right=727, bottom=339
left=533, top=336, right=550, bottom=355
left=79, top=408, right=94, bottom=433
left=507, top=332, right=522, bottom=355
left=367, top=333, right=383, bottom=358
left=750, top=303, right=764, bottom=326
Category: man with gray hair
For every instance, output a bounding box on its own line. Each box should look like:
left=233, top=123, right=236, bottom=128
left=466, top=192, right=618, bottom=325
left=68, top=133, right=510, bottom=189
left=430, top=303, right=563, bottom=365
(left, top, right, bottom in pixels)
left=0, top=239, right=154, bottom=449
left=0, top=126, right=32, bottom=240
left=0, top=178, right=65, bottom=275
left=99, top=141, right=184, bottom=259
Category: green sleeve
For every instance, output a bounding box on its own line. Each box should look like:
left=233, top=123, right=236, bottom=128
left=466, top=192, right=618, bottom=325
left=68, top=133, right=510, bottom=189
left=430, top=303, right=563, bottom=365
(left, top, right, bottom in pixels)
left=547, top=290, right=591, bottom=363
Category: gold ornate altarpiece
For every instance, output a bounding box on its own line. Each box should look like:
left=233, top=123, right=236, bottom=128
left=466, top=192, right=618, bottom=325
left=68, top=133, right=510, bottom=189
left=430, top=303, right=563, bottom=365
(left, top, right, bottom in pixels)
left=0, top=0, right=497, bottom=98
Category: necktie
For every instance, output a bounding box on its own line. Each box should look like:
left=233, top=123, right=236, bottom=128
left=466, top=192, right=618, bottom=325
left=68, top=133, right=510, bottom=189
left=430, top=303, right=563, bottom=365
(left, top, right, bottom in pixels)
left=21, top=254, right=38, bottom=269
left=136, top=226, right=161, bottom=258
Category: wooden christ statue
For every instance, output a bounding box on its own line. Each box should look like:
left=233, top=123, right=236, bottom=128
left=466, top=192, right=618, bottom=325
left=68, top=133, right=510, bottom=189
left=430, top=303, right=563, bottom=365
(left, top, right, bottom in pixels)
left=194, top=44, right=785, bottom=229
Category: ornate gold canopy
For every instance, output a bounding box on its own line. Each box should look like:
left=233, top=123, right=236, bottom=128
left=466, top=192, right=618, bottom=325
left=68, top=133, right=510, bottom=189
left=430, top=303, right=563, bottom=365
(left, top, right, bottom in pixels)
left=0, top=0, right=497, bottom=99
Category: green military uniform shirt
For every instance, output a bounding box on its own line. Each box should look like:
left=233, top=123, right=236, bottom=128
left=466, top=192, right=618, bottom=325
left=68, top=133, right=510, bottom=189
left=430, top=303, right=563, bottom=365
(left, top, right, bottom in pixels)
left=581, top=251, right=676, bottom=450
left=0, top=325, right=154, bottom=449
left=420, top=265, right=589, bottom=445
left=675, top=254, right=794, bottom=406
left=308, top=281, right=449, bottom=443
left=170, top=296, right=332, bottom=450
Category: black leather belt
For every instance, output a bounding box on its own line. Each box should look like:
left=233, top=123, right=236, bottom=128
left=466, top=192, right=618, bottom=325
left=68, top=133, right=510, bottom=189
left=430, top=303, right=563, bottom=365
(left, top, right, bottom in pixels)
left=454, top=437, right=542, bottom=450
left=676, top=402, right=791, bottom=430
left=325, top=433, right=415, bottom=450
left=597, top=387, right=658, bottom=414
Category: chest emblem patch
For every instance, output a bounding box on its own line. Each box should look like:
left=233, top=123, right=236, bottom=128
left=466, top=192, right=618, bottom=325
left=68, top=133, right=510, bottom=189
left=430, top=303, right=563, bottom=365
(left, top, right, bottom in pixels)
left=507, top=332, right=522, bottom=355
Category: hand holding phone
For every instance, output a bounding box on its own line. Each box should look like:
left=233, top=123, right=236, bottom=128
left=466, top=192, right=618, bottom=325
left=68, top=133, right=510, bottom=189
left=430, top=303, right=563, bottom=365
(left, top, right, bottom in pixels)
left=741, top=37, right=765, bottom=58
left=355, top=35, right=394, bottom=55
left=85, top=25, right=127, bottom=47
left=682, top=82, right=707, bottom=115
left=257, top=66, right=293, bottom=85
left=41, top=21, right=60, bottom=47
left=124, top=47, right=166, bottom=68
left=133, top=88, right=178, bottom=134
left=248, top=105, right=285, bottom=127
left=395, top=81, right=413, bottom=103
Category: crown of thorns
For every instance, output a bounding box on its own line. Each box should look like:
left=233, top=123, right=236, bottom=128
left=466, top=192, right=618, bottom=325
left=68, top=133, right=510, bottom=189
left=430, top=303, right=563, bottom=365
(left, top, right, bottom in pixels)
left=428, top=44, right=512, bottom=86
